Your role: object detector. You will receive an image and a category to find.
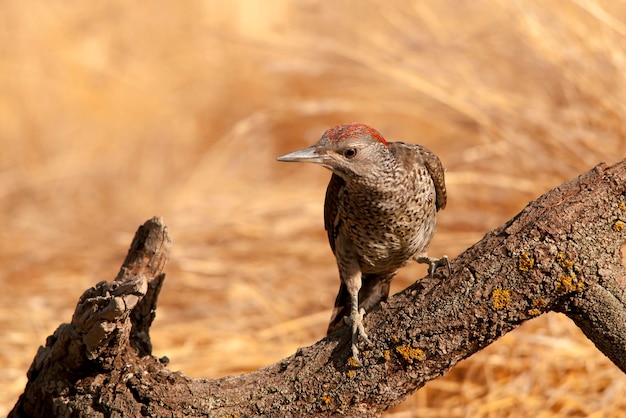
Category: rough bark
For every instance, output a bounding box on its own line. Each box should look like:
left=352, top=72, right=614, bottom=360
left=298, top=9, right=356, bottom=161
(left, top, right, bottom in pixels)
left=10, top=160, right=626, bottom=418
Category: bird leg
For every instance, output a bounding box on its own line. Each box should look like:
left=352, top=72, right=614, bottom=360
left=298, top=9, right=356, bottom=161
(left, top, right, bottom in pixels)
left=336, top=237, right=373, bottom=364
left=416, top=255, right=451, bottom=277
left=343, top=289, right=371, bottom=365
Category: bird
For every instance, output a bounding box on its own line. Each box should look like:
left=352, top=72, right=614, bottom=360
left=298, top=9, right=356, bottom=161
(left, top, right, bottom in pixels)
left=277, top=123, right=448, bottom=363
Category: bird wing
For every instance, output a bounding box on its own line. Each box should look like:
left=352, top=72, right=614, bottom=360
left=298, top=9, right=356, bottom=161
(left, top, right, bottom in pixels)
left=324, top=173, right=344, bottom=255
left=392, top=142, right=447, bottom=211
left=421, top=146, right=447, bottom=211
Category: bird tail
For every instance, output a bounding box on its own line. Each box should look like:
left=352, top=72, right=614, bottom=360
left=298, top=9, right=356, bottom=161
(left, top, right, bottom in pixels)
left=326, top=273, right=394, bottom=335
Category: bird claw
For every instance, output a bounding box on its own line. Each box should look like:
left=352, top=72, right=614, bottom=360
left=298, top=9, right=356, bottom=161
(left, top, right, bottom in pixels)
left=344, top=307, right=371, bottom=365
left=432, top=255, right=451, bottom=277
left=418, top=255, right=451, bottom=278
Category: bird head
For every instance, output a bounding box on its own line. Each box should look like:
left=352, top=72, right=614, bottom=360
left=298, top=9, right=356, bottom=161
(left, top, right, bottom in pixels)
left=277, top=123, right=391, bottom=180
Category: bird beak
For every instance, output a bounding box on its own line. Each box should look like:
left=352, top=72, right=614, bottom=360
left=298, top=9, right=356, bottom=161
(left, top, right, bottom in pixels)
left=276, top=146, right=326, bottom=164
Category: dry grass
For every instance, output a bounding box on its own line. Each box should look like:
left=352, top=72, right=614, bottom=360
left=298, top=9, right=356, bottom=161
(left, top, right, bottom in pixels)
left=1, top=0, right=626, bottom=416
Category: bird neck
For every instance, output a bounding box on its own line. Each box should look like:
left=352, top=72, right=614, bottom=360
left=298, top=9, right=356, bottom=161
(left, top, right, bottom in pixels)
left=341, top=165, right=402, bottom=198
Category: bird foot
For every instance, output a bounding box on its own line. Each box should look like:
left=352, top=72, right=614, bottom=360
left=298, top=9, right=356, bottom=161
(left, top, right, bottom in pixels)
left=417, top=255, right=451, bottom=277
left=344, top=307, right=371, bottom=365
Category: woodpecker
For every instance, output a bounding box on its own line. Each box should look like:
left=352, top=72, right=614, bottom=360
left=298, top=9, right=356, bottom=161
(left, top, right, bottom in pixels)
left=278, top=123, right=448, bottom=363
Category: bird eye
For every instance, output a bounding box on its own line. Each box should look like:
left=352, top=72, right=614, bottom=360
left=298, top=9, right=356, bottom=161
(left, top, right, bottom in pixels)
left=343, top=148, right=357, bottom=159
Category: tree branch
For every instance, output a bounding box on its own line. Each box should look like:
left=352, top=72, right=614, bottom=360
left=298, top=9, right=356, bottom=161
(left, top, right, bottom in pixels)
left=10, top=160, right=626, bottom=417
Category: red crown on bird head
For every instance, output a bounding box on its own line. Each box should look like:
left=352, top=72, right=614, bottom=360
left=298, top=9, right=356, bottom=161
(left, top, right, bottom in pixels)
left=324, top=123, right=389, bottom=147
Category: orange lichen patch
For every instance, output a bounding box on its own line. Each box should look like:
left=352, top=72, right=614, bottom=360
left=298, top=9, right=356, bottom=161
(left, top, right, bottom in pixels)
left=395, top=345, right=424, bottom=364
left=528, top=298, right=546, bottom=316
left=613, top=220, right=625, bottom=232
left=619, top=203, right=626, bottom=211
left=518, top=252, right=534, bottom=271
left=492, top=289, right=511, bottom=310
left=320, top=395, right=331, bottom=406
left=556, top=252, right=575, bottom=269
left=383, top=349, right=391, bottom=362
left=347, top=356, right=360, bottom=368
left=347, top=370, right=357, bottom=379
left=576, top=281, right=584, bottom=292
left=556, top=273, right=584, bottom=293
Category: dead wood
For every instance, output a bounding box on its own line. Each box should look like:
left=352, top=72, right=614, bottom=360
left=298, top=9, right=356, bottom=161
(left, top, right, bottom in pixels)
left=10, top=159, right=626, bottom=417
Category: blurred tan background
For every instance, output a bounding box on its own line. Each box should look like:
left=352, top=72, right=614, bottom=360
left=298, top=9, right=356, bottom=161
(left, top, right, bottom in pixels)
left=2, top=1, right=626, bottom=416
